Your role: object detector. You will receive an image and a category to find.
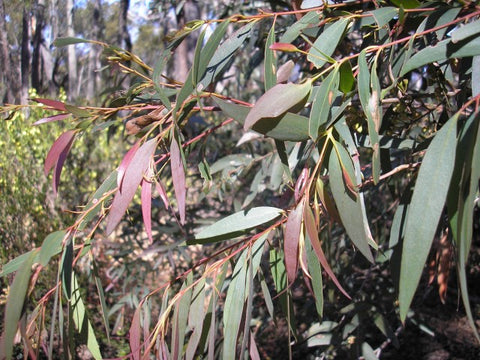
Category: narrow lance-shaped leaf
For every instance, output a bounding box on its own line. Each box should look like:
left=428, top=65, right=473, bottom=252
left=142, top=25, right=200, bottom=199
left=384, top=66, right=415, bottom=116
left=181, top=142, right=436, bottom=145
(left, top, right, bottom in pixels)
left=170, top=136, right=186, bottom=225
left=244, top=81, right=312, bottom=131
left=194, top=207, right=282, bottom=244
left=307, top=18, right=349, bottom=69
left=213, top=96, right=310, bottom=141
left=118, top=141, right=140, bottom=191
left=284, top=201, right=304, bottom=284
left=70, top=272, right=102, bottom=359
left=130, top=307, right=141, bottom=360
left=303, top=205, right=351, bottom=299
left=33, top=113, right=70, bottom=126
left=399, top=114, right=458, bottom=322
left=39, top=230, right=67, bottom=267
left=309, top=68, right=339, bottom=139
left=265, top=24, right=277, bottom=90
left=329, top=148, right=374, bottom=262
left=1, top=251, right=36, bottom=360
left=141, top=175, right=153, bottom=244
left=32, top=97, right=67, bottom=111
left=44, top=130, right=76, bottom=175
left=106, top=138, right=157, bottom=235
left=53, top=136, right=75, bottom=195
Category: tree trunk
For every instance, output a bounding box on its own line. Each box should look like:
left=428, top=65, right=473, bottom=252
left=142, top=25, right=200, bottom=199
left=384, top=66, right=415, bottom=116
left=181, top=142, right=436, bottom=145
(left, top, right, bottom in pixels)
left=21, top=6, right=30, bottom=105
left=118, top=0, right=131, bottom=52
left=174, top=0, right=200, bottom=83
left=32, top=0, right=46, bottom=92
left=86, top=0, right=102, bottom=101
left=0, top=0, right=16, bottom=103
left=66, top=0, right=77, bottom=100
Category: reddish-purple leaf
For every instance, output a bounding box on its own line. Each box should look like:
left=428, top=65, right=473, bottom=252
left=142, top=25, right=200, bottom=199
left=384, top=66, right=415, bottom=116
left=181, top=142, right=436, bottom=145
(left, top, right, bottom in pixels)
left=33, top=113, right=70, bottom=126
left=52, top=137, right=74, bottom=195
left=284, top=201, right=304, bottom=284
left=44, top=130, right=76, bottom=175
left=249, top=331, right=261, bottom=360
left=170, top=137, right=186, bottom=225
left=32, top=98, right=67, bottom=111
left=106, top=138, right=157, bottom=235
left=303, top=205, right=351, bottom=299
left=294, top=168, right=309, bottom=202
left=130, top=307, right=141, bottom=360
left=118, top=141, right=140, bottom=192
left=155, top=180, right=170, bottom=209
left=141, top=176, right=153, bottom=244
left=269, top=42, right=300, bottom=53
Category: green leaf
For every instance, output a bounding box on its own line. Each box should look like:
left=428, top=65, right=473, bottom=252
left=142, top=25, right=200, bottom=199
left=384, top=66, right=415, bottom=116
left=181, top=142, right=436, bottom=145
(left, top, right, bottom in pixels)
left=39, top=230, right=67, bottom=267
left=70, top=272, right=102, bottom=359
left=194, top=19, right=231, bottom=86
left=329, top=148, right=374, bottom=263
left=339, top=60, right=354, bottom=94
left=1, top=251, right=36, bottom=360
left=305, top=230, right=324, bottom=318
left=244, top=81, right=312, bottom=130
left=389, top=0, right=420, bottom=9
left=0, top=250, right=37, bottom=277
left=78, top=170, right=118, bottom=231
left=307, top=18, right=349, bottom=69
left=65, top=104, right=91, bottom=118
left=265, top=24, right=277, bottom=91
left=152, top=50, right=172, bottom=110
left=280, top=11, right=319, bottom=43
left=223, top=234, right=267, bottom=360
left=198, top=21, right=256, bottom=91
left=213, top=97, right=310, bottom=141
left=171, top=273, right=193, bottom=360
left=451, top=19, right=480, bottom=44
left=400, top=37, right=480, bottom=76
left=309, top=68, right=339, bottom=139
left=92, top=260, right=110, bottom=342
left=399, top=114, right=458, bottom=321
left=193, top=207, right=282, bottom=243
left=369, top=7, right=398, bottom=28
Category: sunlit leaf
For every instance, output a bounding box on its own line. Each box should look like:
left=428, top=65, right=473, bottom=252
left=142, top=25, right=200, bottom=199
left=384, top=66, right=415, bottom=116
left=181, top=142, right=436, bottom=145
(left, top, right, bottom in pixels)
left=309, top=68, right=339, bottom=139
left=265, top=25, right=277, bottom=90
left=213, top=96, right=310, bottom=141
left=308, top=18, right=349, bottom=69
left=170, top=136, right=186, bottom=225
left=141, top=176, right=153, bottom=244
left=329, top=148, right=374, bottom=262
left=194, top=207, right=282, bottom=243
left=44, top=130, right=76, bottom=176
left=399, top=114, right=458, bottom=321
left=369, top=7, right=398, bottom=28
left=106, top=138, right=157, bottom=235
left=0, top=250, right=37, bottom=277
left=284, top=201, right=304, bottom=284
left=54, top=37, right=95, bottom=47
left=451, top=19, right=480, bottom=43
left=401, top=37, right=480, bottom=76
left=70, top=272, right=102, bottom=359
left=31, top=97, right=67, bottom=111
left=39, top=230, right=66, bottom=267
left=33, top=113, right=70, bottom=125
left=244, top=81, right=312, bottom=131
left=1, top=251, right=36, bottom=360
left=198, top=21, right=256, bottom=91
left=339, top=60, right=354, bottom=94
left=280, top=11, right=319, bottom=43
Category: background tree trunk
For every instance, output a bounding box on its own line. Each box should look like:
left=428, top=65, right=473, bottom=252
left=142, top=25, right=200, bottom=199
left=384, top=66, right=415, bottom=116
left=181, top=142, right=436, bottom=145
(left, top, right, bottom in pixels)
left=66, top=0, right=77, bottom=100
left=86, top=0, right=102, bottom=101
left=118, top=0, right=131, bottom=52
left=0, top=0, right=15, bottom=103
left=21, top=6, right=30, bottom=105
left=31, top=0, right=46, bottom=92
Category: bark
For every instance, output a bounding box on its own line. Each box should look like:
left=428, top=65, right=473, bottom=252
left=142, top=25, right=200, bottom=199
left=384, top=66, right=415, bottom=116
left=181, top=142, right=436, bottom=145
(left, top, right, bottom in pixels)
left=174, top=0, right=200, bottom=83
left=31, top=0, right=46, bottom=92
left=66, top=0, right=77, bottom=100
left=21, top=6, right=30, bottom=105
left=0, top=0, right=15, bottom=103
left=86, top=0, right=102, bottom=101
left=118, top=0, right=132, bottom=52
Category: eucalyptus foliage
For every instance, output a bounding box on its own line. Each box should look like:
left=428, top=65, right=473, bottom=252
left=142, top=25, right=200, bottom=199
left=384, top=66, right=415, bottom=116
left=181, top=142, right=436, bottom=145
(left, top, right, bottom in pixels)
left=2, top=1, right=480, bottom=358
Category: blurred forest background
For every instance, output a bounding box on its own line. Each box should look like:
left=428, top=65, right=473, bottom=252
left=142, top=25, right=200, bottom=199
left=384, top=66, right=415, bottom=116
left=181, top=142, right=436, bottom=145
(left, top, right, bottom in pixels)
left=1, top=0, right=480, bottom=359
